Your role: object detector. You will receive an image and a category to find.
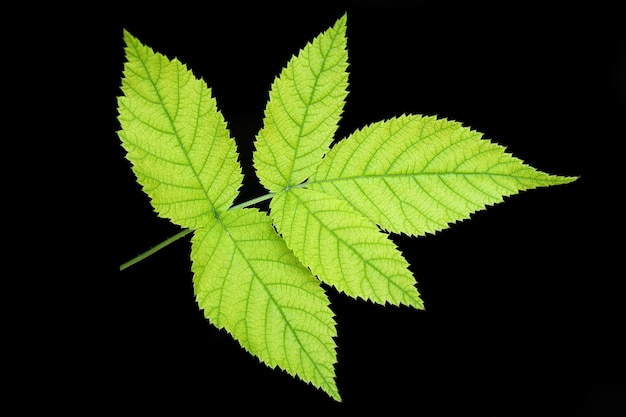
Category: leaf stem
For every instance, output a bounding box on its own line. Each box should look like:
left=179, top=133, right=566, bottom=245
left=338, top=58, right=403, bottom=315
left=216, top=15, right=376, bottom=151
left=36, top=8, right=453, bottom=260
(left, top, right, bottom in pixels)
left=229, top=192, right=274, bottom=210
left=120, top=193, right=274, bottom=271
left=119, top=228, right=193, bottom=271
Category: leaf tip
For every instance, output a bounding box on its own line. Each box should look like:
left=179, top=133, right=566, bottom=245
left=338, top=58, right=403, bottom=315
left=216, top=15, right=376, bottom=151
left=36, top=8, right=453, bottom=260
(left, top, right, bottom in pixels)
left=338, top=11, right=348, bottom=25
left=560, top=174, right=580, bottom=184
left=122, top=28, right=137, bottom=46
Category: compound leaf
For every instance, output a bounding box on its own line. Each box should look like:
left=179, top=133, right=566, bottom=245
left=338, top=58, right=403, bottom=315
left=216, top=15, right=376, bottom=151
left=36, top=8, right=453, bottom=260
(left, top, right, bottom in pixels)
left=270, top=188, right=423, bottom=308
left=254, top=14, right=349, bottom=192
left=118, top=30, right=242, bottom=228
left=119, top=16, right=579, bottom=403
left=191, top=208, right=340, bottom=401
left=309, top=114, right=578, bottom=236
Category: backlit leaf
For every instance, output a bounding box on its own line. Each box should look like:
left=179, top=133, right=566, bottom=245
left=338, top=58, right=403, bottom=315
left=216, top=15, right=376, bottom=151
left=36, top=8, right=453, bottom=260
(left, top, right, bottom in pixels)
left=119, top=16, right=578, bottom=403
left=254, top=14, right=349, bottom=191
left=191, top=208, right=340, bottom=400
left=118, top=30, right=242, bottom=228
left=309, top=114, right=578, bottom=236
left=270, top=188, right=423, bottom=308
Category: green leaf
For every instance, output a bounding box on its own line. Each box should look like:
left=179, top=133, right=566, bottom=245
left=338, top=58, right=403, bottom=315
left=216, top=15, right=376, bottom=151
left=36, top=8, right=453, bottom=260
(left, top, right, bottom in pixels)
left=191, top=208, right=340, bottom=401
left=119, top=16, right=579, bottom=403
left=117, top=30, right=243, bottom=228
left=254, top=14, right=349, bottom=192
left=308, top=114, right=578, bottom=236
left=270, top=188, right=423, bottom=308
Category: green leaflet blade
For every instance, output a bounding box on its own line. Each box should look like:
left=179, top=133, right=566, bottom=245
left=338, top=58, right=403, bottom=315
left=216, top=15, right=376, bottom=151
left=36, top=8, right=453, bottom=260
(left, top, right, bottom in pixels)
left=191, top=208, right=340, bottom=401
left=309, top=114, right=578, bottom=236
left=253, top=14, right=349, bottom=192
left=117, top=30, right=243, bottom=228
left=271, top=188, right=423, bottom=308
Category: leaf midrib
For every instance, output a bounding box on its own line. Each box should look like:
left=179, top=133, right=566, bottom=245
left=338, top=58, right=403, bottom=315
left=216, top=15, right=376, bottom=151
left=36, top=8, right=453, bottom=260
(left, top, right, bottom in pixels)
left=129, top=39, right=215, bottom=210
left=222, top=217, right=337, bottom=394
left=286, top=28, right=341, bottom=187
left=285, top=190, right=418, bottom=306
left=308, top=170, right=550, bottom=187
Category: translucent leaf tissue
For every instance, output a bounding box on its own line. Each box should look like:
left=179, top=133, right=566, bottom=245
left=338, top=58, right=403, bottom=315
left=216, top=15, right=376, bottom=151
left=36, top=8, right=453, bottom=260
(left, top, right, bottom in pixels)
left=118, top=13, right=577, bottom=401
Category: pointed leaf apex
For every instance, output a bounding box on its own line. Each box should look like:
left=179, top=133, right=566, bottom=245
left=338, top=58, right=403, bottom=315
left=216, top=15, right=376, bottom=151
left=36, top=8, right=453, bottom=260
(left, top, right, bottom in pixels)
left=253, top=12, right=349, bottom=191
left=309, top=114, right=579, bottom=236
left=337, top=12, right=348, bottom=26
left=118, top=32, right=243, bottom=228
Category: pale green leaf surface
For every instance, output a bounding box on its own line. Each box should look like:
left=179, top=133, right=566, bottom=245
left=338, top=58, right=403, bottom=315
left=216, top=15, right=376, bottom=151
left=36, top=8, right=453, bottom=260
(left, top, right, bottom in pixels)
left=309, top=115, right=578, bottom=236
left=254, top=14, right=349, bottom=191
left=191, top=208, right=340, bottom=400
left=117, top=30, right=242, bottom=228
left=271, top=188, right=423, bottom=308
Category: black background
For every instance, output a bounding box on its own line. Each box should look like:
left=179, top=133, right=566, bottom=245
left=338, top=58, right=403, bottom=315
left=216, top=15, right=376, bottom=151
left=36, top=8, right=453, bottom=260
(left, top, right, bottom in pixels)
left=108, top=1, right=624, bottom=415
